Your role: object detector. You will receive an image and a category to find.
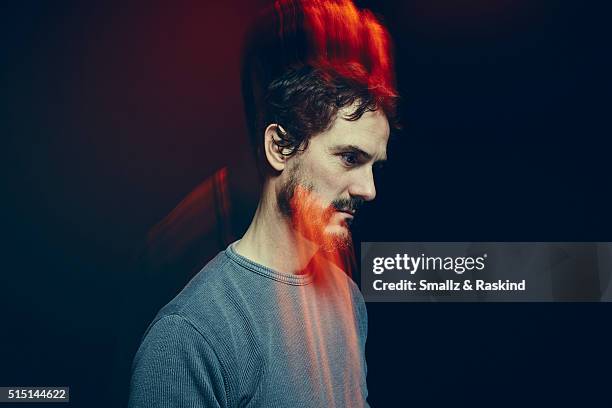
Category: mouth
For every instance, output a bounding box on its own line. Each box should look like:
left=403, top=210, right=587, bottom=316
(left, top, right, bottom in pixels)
left=337, top=209, right=355, bottom=217
left=340, top=211, right=354, bottom=228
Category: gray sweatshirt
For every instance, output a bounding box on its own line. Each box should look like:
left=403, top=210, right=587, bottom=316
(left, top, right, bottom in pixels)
left=128, top=243, right=369, bottom=407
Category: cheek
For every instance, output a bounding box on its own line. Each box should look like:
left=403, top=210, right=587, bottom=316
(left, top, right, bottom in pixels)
left=298, top=150, right=348, bottom=199
left=311, top=167, right=348, bottom=200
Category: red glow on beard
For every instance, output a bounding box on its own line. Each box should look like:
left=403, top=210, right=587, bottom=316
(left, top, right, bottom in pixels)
left=288, top=184, right=356, bottom=278
left=290, top=186, right=346, bottom=247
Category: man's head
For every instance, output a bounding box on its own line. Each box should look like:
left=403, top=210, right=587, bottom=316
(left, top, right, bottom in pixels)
left=270, top=105, right=389, bottom=251
left=241, top=0, right=398, bottom=250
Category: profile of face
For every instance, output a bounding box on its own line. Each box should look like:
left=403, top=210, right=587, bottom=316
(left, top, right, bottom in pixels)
left=276, top=107, right=390, bottom=251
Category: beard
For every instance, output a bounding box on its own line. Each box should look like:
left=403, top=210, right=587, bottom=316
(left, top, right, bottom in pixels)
left=276, top=165, right=364, bottom=252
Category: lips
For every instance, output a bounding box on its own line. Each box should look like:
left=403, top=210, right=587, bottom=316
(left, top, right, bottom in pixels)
left=340, top=211, right=355, bottom=227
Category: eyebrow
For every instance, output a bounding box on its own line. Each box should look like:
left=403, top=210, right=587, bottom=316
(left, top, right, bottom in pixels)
left=332, top=144, right=387, bottom=163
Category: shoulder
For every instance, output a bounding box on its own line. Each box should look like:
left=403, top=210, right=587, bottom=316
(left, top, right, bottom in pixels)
left=155, top=250, right=238, bottom=323
left=135, top=313, right=215, bottom=360
left=133, top=250, right=264, bottom=405
left=148, top=250, right=258, bottom=344
left=144, top=249, right=265, bottom=376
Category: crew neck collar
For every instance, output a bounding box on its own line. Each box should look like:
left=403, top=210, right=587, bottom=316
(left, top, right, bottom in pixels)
left=225, top=241, right=315, bottom=286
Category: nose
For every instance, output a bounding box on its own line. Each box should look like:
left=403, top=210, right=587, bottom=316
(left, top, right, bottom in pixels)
left=349, top=166, right=377, bottom=202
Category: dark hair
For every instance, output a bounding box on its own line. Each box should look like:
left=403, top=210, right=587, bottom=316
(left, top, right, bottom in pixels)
left=266, top=63, right=398, bottom=157
left=241, top=0, right=399, bottom=172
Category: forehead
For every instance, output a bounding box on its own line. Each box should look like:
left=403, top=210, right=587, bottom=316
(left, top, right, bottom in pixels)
left=315, top=108, right=390, bottom=159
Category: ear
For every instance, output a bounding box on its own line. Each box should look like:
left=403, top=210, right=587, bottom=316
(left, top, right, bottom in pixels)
left=263, top=124, right=290, bottom=172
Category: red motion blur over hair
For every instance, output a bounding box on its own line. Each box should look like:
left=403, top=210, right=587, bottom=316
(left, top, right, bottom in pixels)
left=241, top=0, right=398, bottom=162
left=277, top=0, right=396, bottom=94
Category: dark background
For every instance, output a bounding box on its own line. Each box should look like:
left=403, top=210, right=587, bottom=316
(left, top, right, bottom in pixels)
left=2, top=1, right=611, bottom=407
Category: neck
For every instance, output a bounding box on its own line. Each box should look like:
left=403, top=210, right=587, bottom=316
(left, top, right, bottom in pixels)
left=234, top=182, right=319, bottom=274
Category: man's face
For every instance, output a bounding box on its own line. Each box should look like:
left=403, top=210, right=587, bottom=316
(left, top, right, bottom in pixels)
left=277, top=107, right=390, bottom=251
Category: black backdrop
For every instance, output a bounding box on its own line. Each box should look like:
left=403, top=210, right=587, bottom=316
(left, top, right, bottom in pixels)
left=2, top=1, right=611, bottom=407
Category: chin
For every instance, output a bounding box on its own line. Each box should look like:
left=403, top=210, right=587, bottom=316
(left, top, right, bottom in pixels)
left=325, top=223, right=350, bottom=235
left=319, top=226, right=352, bottom=253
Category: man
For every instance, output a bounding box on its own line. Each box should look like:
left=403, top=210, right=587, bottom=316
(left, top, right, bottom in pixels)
left=128, top=0, right=397, bottom=406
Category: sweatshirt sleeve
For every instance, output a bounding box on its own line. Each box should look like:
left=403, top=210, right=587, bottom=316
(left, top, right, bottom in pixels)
left=128, top=314, right=228, bottom=408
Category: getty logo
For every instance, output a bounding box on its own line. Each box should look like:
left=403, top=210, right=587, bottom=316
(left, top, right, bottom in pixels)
left=372, top=253, right=488, bottom=275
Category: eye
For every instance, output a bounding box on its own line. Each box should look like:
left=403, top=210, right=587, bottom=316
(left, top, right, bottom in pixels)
left=339, top=152, right=359, bottom=167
